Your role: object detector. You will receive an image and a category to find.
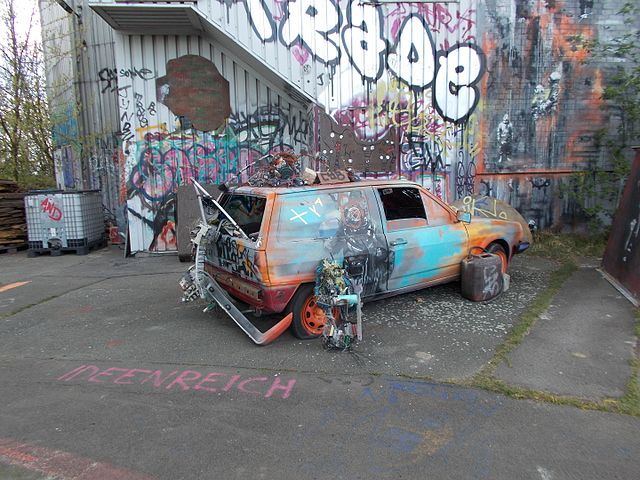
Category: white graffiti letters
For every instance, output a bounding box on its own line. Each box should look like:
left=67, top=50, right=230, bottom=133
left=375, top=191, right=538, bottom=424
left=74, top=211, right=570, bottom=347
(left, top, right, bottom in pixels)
left=279, top=0, right=341, bottom=65
left=221, top=0, right=486, bottom=123
left=243, top=0, right=276, bottom=42
left=434, top=44, right=484, bottom=123
left=388, top=14, right=436, bottom=90
left=342, top=1, right=386, bottom=82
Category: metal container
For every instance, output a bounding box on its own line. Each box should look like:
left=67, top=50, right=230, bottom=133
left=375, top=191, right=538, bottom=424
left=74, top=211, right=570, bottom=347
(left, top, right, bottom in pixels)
left=461, top=253, right=504, bottom=302
left=24, top=190, right=104, bottom=255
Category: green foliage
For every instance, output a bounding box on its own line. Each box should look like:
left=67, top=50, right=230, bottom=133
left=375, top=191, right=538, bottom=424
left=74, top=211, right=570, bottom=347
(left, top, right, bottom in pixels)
left=527, top=231, right=608, bottom=261
left=0, top=0, right=55, bottom=190
left=568, top=3, right=640, bottom=230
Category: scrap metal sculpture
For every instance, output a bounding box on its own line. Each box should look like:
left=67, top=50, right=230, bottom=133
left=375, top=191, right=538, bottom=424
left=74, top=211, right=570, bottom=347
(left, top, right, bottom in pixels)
left=179, top=181, right=292, bottom=345
left=314, top=259, right=363, bottom=351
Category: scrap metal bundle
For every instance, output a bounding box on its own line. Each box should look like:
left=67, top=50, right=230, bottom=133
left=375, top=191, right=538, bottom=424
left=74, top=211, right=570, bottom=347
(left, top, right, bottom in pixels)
left=246, top=152, right=306, bottom=187
left=315, top=259, right=363, bottom=351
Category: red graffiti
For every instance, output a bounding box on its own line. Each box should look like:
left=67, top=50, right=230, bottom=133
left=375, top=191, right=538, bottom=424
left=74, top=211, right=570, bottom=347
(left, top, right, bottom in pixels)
left=40, top=198, right=62, bottom=221
left=58, top=365, right=297, bottom=399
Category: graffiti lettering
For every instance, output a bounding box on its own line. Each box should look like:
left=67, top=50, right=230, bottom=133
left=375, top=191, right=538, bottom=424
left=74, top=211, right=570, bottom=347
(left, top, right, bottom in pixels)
left=98, top=67, right=118, bottom=93
left=215, top=236, right=258, bottom=279
left=98, top=67, right=154, bottom=93
left=482, top=264, right=501, bottom=298
left=117, top=86, right=134, bottom=142
left=433, top=44, right=484, bottom=123
left=134, top=92, right=149, bottom=129
left=58, top=364, right=296, bottom=399
left=400, top=132, right=445, bottom=172
left=386, top=2, right=477, bottom=44
left=460, top=196, right=507, bottom=220
left=119, top=67, right=154, bottom=80
left=388, top=14, right=436, bottom=90
left=455, top=159, right=476, bottom=199
left=229, top=106, right=310, bottom=148
left=279, top=0, right=341, bottom=65
left=40, top=198, right=62, bottom=221
left=342, top=1, right=386, bottom=82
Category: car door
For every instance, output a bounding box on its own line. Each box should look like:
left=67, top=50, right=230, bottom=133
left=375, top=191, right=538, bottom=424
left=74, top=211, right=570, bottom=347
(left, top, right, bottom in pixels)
left=376, top=186, right=468, bottom=292
left=267, top=187, right=388, bottom=297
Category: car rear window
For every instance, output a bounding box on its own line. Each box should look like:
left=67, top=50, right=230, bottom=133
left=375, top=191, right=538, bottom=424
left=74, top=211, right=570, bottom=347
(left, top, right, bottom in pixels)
left=218, top=194, right=266, bottom=237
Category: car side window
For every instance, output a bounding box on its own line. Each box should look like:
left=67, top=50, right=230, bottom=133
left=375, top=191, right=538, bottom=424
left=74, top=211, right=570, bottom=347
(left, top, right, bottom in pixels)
left=420, top=191, right=454, bottom=226
left=377, top=187, right=427, bottom=230
left=276, top=189, right=373, bottom=242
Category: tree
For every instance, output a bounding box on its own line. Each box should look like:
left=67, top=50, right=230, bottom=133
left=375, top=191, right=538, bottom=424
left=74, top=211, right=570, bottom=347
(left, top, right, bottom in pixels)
left=0, top=0, right=54, bottom=189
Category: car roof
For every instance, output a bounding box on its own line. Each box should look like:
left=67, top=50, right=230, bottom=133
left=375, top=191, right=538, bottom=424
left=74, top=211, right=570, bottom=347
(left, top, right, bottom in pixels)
left=229, top=179, right=423, bottom=196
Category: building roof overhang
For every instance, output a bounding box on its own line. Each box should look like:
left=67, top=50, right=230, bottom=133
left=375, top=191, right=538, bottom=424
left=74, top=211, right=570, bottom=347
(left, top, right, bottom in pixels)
left=88, top=1, right=315, bottom=108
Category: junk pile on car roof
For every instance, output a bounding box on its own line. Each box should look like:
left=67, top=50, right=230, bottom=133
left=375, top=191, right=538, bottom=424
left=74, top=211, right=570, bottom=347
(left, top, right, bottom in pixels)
left=223, top=151, right=355, bottom=189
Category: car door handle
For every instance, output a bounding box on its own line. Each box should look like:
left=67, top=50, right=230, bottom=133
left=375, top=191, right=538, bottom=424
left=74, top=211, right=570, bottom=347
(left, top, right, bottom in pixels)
left=390, top=238, right=407, bottom=246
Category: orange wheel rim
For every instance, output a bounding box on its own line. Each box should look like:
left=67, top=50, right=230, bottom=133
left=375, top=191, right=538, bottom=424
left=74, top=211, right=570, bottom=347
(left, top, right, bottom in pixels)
left=495, top=250, right=508, bottom=273
left=301, top=296, right=327, bottom=336
left=300, top=296, right=339, bottom=336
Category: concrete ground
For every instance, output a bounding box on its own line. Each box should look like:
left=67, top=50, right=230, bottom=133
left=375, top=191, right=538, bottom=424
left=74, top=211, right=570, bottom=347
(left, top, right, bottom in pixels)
left=0, top=246, right=638, bottom=479
left=496, top=258, right=637, bottom=399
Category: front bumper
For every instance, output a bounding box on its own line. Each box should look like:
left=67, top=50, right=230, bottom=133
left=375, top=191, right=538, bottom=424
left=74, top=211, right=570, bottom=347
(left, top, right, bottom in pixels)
left=515, top=242, right=530, bottom=254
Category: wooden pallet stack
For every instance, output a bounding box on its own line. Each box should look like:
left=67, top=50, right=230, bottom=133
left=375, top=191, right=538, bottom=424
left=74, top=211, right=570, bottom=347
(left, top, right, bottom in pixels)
left=0, top=179, right=27, bottom=249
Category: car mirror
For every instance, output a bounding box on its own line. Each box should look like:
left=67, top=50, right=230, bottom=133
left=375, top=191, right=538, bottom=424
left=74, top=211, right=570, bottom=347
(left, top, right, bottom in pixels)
left=456, top=210, right=472, bottom=223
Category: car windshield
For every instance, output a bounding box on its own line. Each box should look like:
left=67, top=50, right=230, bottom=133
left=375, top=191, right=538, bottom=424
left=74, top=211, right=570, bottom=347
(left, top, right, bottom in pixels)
left=218, top=194, right=266, bottom=237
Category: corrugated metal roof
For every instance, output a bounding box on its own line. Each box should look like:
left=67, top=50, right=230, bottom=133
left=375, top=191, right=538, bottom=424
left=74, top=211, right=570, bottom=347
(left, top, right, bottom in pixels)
left=90, top=4, right=204, bottom=35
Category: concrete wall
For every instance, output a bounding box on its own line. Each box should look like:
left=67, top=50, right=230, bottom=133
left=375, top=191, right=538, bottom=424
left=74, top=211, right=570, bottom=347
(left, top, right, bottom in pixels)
left=41, top=1, right=639, bottom=251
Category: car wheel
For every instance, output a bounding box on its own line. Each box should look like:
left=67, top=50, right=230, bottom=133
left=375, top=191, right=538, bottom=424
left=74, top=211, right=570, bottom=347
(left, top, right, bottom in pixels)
left=487, top=242, right=508, bottom=273
left=288, top=284, right=327, bottom=339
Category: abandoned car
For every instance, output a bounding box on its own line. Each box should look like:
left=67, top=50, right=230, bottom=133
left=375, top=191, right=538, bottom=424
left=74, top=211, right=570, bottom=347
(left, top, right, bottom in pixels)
left=188, top=178, right=529, bottom=341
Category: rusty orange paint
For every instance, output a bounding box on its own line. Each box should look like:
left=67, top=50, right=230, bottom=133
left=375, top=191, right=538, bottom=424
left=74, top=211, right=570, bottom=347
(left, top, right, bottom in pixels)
left=476, top=32, right=495, bottom=176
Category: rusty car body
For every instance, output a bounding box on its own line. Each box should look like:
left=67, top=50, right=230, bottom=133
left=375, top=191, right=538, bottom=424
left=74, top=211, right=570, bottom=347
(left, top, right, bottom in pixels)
left=198, top=179, right=529, bottom=340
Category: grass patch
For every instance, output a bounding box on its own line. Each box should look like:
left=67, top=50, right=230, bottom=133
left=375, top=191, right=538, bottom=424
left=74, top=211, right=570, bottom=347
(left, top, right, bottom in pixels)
left=527, top=231, right=608, bottom=261
left=618, top=310, right=640, bottom=416
left=462, top=232, right=640, bottom=416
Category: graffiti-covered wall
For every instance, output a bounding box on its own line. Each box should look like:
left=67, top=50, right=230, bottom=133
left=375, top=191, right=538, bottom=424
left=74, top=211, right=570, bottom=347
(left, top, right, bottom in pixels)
left=113, top=36, right=311, bottom=251
left=476, top=0, right=622, bottom=230
left=201, top=0, right=486, bottom=203
left=42, top=0, right=638, bottom=251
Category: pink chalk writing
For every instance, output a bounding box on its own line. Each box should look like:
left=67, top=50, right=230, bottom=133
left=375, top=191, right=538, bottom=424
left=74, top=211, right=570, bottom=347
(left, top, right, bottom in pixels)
left=57, top=365, right=296, bottom=399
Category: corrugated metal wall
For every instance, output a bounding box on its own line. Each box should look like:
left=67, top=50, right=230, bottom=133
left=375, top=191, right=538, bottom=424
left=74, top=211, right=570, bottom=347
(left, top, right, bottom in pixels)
left=40, top=0, right=121, bottom=222
left=200, top=0, right=483, bottom=203
left=40, top=0, right=81, bottom=189
left=43, top=1, right=637, bottom=251
left=112, top=33, right=311, bottom=252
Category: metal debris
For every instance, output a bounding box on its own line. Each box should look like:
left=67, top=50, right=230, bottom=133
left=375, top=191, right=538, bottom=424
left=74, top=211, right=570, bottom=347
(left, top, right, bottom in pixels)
left=314, top=259, right=363, bottom=351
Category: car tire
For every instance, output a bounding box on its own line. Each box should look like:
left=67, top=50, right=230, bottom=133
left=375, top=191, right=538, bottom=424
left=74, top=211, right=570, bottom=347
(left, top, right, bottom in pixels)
left=487, top=242, right=508, bottom=273
left=289, top=284, right=327, bottom=340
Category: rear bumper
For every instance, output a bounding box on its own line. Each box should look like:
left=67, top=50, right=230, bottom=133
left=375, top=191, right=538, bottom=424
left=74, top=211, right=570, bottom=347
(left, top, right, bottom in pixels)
left=204, top=263, right=298, bottom=313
